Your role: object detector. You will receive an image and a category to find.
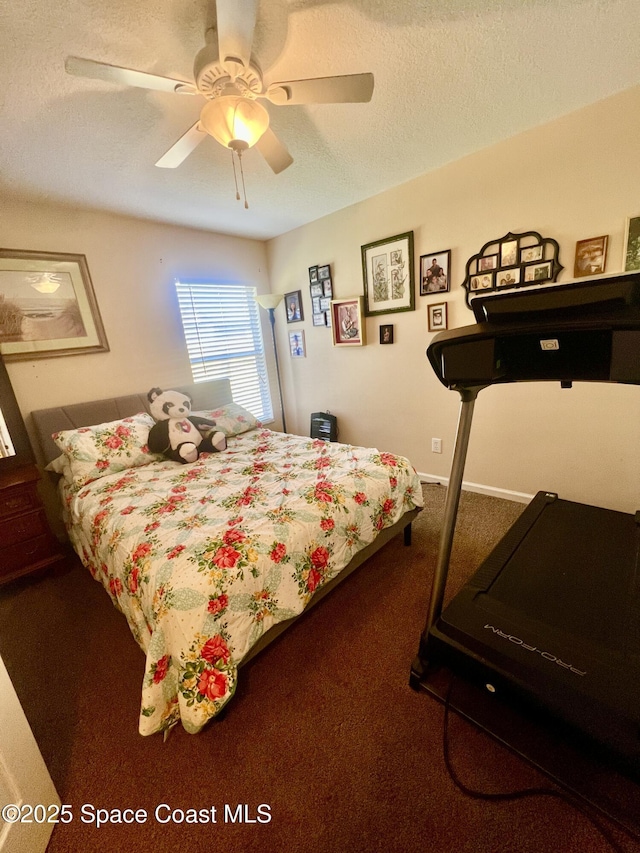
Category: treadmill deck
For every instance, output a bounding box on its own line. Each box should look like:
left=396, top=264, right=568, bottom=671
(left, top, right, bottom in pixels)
left=429, top=491, right=640, bottom=774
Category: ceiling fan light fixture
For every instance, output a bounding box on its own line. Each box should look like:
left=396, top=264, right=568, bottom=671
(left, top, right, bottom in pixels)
left=200, top=95, right=269, bottom=151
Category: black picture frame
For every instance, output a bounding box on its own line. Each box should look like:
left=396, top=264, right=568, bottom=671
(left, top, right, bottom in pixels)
left=419, top=249, right=451, bottom=295
left=309, top=264, right=331, bottom=327
left=285, top=290, right=304, bottom=323
left=380, top=324, right=394, bottom=344
left=461, top=230, right=563, bottom=308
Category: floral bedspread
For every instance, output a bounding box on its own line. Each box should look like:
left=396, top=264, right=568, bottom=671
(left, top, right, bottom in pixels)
left=61, top=429, right=423, bottom=735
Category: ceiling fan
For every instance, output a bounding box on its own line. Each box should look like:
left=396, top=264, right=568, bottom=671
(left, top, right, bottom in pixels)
left=65, top=0, right=374, bottom=180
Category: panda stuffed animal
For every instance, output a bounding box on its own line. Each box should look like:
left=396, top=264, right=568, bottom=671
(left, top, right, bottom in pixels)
left=147, top=387, right=227, bottom=464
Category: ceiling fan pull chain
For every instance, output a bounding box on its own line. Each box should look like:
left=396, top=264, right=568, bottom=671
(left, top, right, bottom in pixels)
left=237, top=150, right=249, bottom=209
left=231, top=150, right=241, bottom=201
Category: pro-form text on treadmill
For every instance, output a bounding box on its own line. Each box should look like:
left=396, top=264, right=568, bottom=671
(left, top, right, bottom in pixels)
left=484, top=625, right=586, bottom=676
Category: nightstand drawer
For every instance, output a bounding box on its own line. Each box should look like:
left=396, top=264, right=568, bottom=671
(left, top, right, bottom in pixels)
left=0, top=485, right=38, bottom=519
left=0, top=534, right=60, bottom=576
left=0, top=509, right=49, bottom=547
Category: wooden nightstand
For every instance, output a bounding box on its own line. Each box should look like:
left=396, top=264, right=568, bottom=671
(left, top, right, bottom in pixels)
left=0, top=464, right=66, bottom=585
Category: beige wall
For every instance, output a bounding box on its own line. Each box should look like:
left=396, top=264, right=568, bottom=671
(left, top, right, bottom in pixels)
left=2, top=86, right=639, bottom=515
left=267, top=85, right=640, bottom=514
left=0, top=198, right=279, bottom=448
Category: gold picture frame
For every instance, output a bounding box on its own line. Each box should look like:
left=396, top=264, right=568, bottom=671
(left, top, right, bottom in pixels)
left=0, top=249, right=109, bottom=360
left=574, top=235, right=608, bottom=278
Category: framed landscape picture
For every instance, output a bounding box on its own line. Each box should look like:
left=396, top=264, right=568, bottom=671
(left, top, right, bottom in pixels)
left=0, top=249, right=109, bottom=361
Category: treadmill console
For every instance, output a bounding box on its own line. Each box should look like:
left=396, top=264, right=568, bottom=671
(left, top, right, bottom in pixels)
left=428, top=274, right=640, bottom=389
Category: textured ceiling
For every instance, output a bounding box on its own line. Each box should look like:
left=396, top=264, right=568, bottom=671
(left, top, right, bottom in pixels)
left=2, top=0, right=640, bottom=240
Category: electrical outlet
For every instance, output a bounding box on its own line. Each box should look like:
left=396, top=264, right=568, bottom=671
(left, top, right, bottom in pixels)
left=431, top=438, right=442, bottom=454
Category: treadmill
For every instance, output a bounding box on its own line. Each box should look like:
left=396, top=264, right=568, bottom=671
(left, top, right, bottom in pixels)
left=410, top=273, right=640, bottom=776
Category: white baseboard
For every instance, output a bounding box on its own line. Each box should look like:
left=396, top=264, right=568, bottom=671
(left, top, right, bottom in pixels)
left=417, top=472, right=533, bottom=505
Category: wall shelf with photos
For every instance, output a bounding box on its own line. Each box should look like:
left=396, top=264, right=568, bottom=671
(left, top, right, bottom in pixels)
left=308, top=264, right=333, bottom=327
left=461, top=230, right=563, bottom=308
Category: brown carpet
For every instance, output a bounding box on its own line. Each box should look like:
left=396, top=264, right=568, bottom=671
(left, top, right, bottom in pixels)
left=1, top=485, right=637, bottom=853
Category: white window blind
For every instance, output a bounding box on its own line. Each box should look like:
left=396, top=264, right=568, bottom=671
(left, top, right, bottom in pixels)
left=175, top=281, right=273, bottom=421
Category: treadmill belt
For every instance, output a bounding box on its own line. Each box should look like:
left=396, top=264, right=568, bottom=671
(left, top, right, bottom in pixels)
left=485, top=499, right=638, bottom=651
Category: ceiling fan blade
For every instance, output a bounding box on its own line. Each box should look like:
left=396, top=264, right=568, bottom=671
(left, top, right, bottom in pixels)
left=65, top=56, right=197, bottom=95
left=255, top=128, right=293, bottom=174
left=266, top=73, right=374, bottom=106
left=215, top=0, right=259, bottom=77
left=155, top=122, right=207, bottom=168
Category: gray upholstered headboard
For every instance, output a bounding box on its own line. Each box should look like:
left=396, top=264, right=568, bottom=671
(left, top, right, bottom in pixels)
left=30, top=378, right=233, bottom=466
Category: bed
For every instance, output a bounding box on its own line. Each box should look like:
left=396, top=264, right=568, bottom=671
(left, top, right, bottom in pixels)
left=32, top=379, right=423, bottom=736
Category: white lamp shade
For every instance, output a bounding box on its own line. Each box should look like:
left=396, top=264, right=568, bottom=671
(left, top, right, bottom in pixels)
left=200, top=96, right=270, bottom=150
left=256, top=293, right=284, bottom=311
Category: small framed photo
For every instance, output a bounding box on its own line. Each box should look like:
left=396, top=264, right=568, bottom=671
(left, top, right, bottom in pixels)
left=428, top=302, right=448, bottom=332
left=574, top=235, right=608, bottom=278
left=420, top=249, right=451, bottom=295
left=331, top=297, right=365, bottom=346
left=521, top=245, right=543, bottom=263
left=624, top=217, right=640, bottom=271
left=318, top=264, right=331, bottom=281
left=285, top=290, right=304, bottom=323
left=309, top=266, right=319, bottom=283
left=312, top=297, right=321, bottom=314
left=310, top=282, right=323, bottom=298
left=323, top=279, right=333, bottom=297
left=500, top=240, right=518, bottom=267
left=496, top=268, right=521, bottom=287
left=380, top=324, right=394, bottom=344
left=524, top=261, right=552, bottom=283
left=312, top=313, right=326, bottom=327
left=470, top=273, right=493, bottom=291
left=289, top=330, right=306, bottom=357
left=478, top=254, right=498, bottom=272
left=319, top=296, right=331, bottom=312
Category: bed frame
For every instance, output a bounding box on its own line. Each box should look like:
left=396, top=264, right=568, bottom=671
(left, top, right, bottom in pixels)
left=31, top=378, right=420, bottom=668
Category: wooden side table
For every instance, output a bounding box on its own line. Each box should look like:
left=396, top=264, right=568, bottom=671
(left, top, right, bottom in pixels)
left=0, top=464, right=66, bottom=585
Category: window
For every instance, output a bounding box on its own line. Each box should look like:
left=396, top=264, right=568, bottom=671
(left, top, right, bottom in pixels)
left=175, top=281, right=273, bottom=421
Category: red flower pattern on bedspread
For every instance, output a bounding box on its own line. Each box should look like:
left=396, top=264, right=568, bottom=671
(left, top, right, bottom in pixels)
left=197, top=668, right=228, bottom=702
left=201, top=635, right=230, bottom=664
left=61, top=427, right=423, bottom=736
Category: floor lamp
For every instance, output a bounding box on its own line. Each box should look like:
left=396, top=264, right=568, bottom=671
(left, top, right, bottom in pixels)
left=255, top=293, right=287, bottom=433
